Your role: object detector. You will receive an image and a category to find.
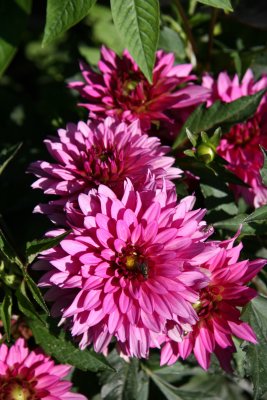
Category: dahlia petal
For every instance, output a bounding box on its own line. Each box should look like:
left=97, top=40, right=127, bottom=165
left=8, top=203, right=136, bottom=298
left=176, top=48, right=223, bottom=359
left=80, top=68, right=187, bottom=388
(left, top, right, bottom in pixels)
left=199, top=324, right=215, bottom=353
left=96, top=228, right=113, bottom=248
left=116, top=220, right=131, bottom=241
left=60, top=239, right=88, bottom=255
left=228, top=321, right=257, bottom=343
left=194, top=334, right=210, bottom=370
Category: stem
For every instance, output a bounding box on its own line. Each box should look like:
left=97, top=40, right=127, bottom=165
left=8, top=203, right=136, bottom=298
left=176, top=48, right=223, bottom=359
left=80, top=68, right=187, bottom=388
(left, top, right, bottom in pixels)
left=207, top=8, right=219, bottom=69
left=174, top=0, right=197, bottom=56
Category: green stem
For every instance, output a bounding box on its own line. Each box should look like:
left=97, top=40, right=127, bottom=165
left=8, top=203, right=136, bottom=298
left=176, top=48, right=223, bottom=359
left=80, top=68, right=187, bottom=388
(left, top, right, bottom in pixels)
left=207, top=8, right=219, bottom=69
left=174, top=0, right=197, bottom=55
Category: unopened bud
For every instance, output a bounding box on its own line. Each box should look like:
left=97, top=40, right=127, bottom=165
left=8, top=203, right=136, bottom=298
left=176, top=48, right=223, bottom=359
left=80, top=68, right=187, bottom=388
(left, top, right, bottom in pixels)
left=196, top=144, right=215, bottom=164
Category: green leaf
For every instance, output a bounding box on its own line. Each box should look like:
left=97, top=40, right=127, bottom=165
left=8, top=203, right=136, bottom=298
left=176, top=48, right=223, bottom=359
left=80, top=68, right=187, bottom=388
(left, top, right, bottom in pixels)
left=0, top=0, right=32, bottom=76
left=0, top=289, right=13, bottom=340
left=100, top=350, right=139, bottom=400
left=43, top=0, right=97, bottom=45
left=244, top=205, right=267, bottom=223
left=173, top=90, right=266, bottom=149
left=23, top=273, right=49, bottom=314
left=28, top=315, right=114, bottom=372
left=196, top=0, right=233, bottom=11
left=260, top=146, right=267, bottom=186
left=0, top=223, right=23, bottom=269
left=158, top=27, right=186, bottom=61
left=200, top=182, right=238, bottom=220
left=137, top=370, right=149, bottom=400
left=242, top=296, right=267, bottom=399
left=26, top=230, right=70, bottom=264
left=110, top=0, right=160, bottom=83
left=0, top=142, right=22, bottom=175
left=214, top=214, right=246, bottom=232
left=16, top=280, right=45, bottom=323
left=179, top=374, right=247, bottom=400
left=147, top=369, right=215, bottom=400
left=213, top=214, right=267, bottom=235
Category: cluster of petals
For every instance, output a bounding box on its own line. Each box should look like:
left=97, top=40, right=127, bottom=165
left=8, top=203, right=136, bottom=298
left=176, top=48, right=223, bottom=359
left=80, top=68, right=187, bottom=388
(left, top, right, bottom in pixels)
left=0, top=338, right=86, bottom=400
left=203, top=69, right=267, bottom=207
left=69, top=46, right=209, bottom=139
left=29, top=117, right=181, bottom=224
left=161, top=233, right=266, bottom=371
left=33, top=179, right=214, bottom=359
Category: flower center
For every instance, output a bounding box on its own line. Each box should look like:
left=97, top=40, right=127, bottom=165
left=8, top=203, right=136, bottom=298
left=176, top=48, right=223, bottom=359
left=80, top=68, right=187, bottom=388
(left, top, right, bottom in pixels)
left=0, top=377, right=37, bottom=400
left=220, top=116, right=261, bottom=149
left=116, top=246, right=149, bottom=280
left=194, top=285, right=224, bottom=320
left=122, top=79, right=139, bottom=96
left=79, top=145, right=120, bottom=185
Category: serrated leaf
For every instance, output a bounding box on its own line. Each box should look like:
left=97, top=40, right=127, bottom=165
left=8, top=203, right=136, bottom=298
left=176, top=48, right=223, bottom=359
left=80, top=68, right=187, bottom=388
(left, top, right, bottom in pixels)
left=43, top=0, right=97, bottom=45
left=100, top=350, right=139, bottom=400
left=244, top=205, right=267, bottom=223
left=16, top=280, right=44, bottom=323
left=214, top=214, right=267, bottom=235
left=179, top=374, right=246, bottom=400
left=0, top=289, right=12, bottom=340
left=28, top=315, right=114, bottom=372
left=0, top=0, right=32, bottom=76
left=0, top=142, right=22, bottom=175
left=260, top=146, right=267, bottom=186
left=197, top=0, right=233, bottom=11
left=23, top=273, right=49, bottom=314
left=242, top=296, right=267, bottom=399
left=137, top=370, right=149, bottom=400
left=173, top=90, right=266, bottom=149
left=148, top=370, right=215, bottom=400
left=26, top=230, right=70, bottom=264
left=110, top=0, right=160, bottom=83
left=0, top=224, right=24, bottom=269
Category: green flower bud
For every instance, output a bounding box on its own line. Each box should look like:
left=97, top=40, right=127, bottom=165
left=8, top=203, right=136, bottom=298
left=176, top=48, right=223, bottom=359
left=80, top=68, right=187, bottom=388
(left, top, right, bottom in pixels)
left=196, top=144, right=215, bottom=164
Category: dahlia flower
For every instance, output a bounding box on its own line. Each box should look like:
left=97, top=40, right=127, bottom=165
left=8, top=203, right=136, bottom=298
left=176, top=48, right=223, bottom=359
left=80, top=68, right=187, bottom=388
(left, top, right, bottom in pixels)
left=29, top=117, right=182, bottom=223
left=69, top=46, right=209, bottom=138
left=161, top=234, right=265, bottom=370
left=0, top=338, right=86, bottom=400
left=33, top=179, right=213, bottom=359
left=203, top=70, right=267, bottom=207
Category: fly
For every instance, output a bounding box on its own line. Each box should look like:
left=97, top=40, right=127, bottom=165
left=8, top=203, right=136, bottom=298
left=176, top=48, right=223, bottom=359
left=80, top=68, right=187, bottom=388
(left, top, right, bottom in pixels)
left=138, top=262, right=149, bottom=280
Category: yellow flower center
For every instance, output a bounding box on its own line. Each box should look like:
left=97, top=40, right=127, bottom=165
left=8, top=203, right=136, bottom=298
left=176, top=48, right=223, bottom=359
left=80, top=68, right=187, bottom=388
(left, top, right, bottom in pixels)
left=125, top=254, right=138, bottom=270
left=9, top=383, right=33, bottom=400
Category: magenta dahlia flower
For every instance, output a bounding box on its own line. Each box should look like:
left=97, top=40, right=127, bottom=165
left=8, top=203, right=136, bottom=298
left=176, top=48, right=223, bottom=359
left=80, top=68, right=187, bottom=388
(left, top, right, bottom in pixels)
left=161, top=234, right=265, bottom=371
left=203, top=70, right=267, bottom=207
left=0, top=338, right=86, bottom=400
left=33, top=179, right=213, bottom=359
left=29, top=117, right=181, bottom=224
left=69, top=46, right=209, bottom=139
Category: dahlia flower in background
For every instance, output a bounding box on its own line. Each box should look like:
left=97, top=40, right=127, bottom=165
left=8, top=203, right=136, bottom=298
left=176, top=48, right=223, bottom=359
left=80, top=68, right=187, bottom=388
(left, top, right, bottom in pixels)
left=161, top=234, right=266, bottom=371
left=69, top=46, right=209, bottom=139
left=0, top=338, right=86, bottom=399
left=33, top=178, right=214, bottom=359
left=29, top=117, right=182, bottom=224
left=203, top=70, right=267, bottom=208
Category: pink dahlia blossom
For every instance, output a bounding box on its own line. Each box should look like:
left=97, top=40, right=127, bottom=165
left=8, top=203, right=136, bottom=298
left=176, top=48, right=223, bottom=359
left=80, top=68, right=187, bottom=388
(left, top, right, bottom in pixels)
left=0, top=338, right=86, bottom=400
left=161, top=234, right=266, bottom=371
left=203, top=70, right=267, bottom=207
left=69, top=46, right=209, bottom=139
left=29, top=117, right=182, bottom=224
left=33, top=179, right=213, bottom=359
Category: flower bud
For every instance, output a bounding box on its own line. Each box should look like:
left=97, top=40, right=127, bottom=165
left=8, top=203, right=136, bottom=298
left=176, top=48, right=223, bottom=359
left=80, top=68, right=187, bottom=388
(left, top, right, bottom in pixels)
left=196, top=144, right=215, bottom=164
